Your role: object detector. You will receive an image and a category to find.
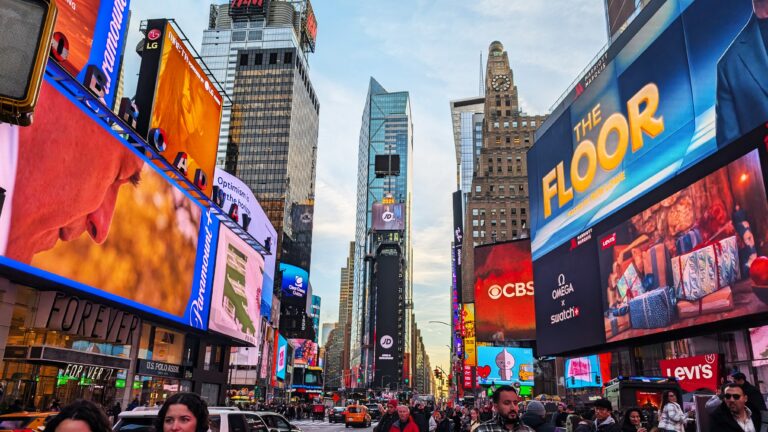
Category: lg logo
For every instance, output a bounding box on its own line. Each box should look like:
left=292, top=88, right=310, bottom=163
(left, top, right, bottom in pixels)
left=382, top=211, right=394, bottom=222
left=380, top=335, right=394, bottom=349
left=148, top=29, right=162, bottom=41
left=487, top=281, right=534, bottom=300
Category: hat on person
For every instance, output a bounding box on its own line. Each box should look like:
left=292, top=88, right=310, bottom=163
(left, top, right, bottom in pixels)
left=593, top=399, right=612, bottom=411
left=526, top=401, right=546, bottom=416
left=732, top=372, right=747, bottom=381
left=388, top=399, right=399, bottom=408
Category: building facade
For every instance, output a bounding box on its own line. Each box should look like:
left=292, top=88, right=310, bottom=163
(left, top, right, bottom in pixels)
left=350, top=78, right=413, bottom=388
left=338, top=241, right=354, bottom=382
left=460, top=41, right=547, bottom=302
left=450, top=97, right=485, bottom=207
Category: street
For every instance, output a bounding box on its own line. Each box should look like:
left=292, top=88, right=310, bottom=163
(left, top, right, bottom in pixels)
left=292, top=419, right=375, bottom=432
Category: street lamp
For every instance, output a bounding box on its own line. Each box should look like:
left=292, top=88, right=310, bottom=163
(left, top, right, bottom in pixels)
left=429, top=321, right=452, bottom=327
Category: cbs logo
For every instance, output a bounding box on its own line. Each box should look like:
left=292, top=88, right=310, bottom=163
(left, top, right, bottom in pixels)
left=487, top=282, right=534, bottom=300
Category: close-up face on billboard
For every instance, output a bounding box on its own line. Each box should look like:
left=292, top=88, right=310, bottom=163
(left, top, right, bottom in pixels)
left=138, top=20, right=223, bottom=198
left=290, top=338, right=318, bottom=367
left=476, top=346, right=534, bottom=387
left=474, top=240, right=536, bottom=341
left=598, top=149, right=768, bottom=343
left=52, top=0, right=130, bottom=108
left=209, top=225, right=265, bottom=345
left=528, top=0, right=760, bottom=260
left=0, top=80, right=218, bottom=330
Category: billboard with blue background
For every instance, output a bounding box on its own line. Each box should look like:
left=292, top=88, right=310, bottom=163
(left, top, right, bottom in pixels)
left=476, top=346, right=534, bottom=387
left=276, top=334, right=288, bottom=380
left=565, top=355, right=602, bottom=388
left=280, top=263, right=309, bottom=300
left=529, top=0, right=760, bottom=260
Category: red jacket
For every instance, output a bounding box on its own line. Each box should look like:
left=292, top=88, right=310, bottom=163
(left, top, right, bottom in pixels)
left=389, top=417, right=420, bottom=432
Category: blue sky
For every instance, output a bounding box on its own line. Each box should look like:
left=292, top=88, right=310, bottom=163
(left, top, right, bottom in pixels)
left=123, top=0, right=608, bottom=372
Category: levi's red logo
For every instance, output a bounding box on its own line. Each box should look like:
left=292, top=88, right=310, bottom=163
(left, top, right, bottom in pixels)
left=601, top=233, right=616, bottom=249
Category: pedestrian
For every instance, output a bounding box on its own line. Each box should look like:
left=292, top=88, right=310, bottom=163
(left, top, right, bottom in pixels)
left=620, top=408, right=647, bottom=432
left=521, top=401, right=555, bottom=432
left=480, top=404, right=494, bottom=422
left=592, top=399, right=621, bottom=432
left=657, top=391, right=685, bottom=432
left=709, top=383, right=757, bottom=432
left=155, top=392, right=210, bottom=432
left=475, top=385, right=534, bottom=432
left=127, top=398, right=139, bottom=411
left=452, top=407, right=464, bottom=432
left=376, top=399, right=400, bottom=432
left=413, top=403, right=430, bottom=432
left=429, top=410, right=439, bottom=432
left=390, top=405, right=420, bottom=432
left=573, top=410, right=593, bottom=432
left=469, top=408, right=482, bottom=432
left=44, top=400, right=111, bottom=432
left=554, top=405, right=574, bottom=428
left=731, top=372, right=765, bottom=430
left=434, top=411, right=451, bottom=432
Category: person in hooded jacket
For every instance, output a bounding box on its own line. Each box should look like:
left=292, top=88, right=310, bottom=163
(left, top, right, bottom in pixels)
left=593, top=399, right=621, bottom=432
left=521, top=401, right=555, bottom=432
left=390, top=405, right=421, bottom=432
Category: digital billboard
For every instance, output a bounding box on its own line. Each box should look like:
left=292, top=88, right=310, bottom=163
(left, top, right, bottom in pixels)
left=135, top=19, right=223, bottom=197
left=52, top=0, right=130, bottom=108
left=534, top=231, right=606, bottom=355
left=275, top=334, right=288, bottom=380
left=474, top=240, right=536, bottom=341
left=214, top=168, right=276, bottom=318
left=565, top=355, right=602, bottom=389
left=476, top=346, right=534, bottom=387
left=301, top=0, right=317, bottom=52
left=280, top=263, right=309, bottom=300
left=290, top=338, right=318, bottom=367
left=528, top=0, right=760, bottom=260
left=0, top=80, right=218, bottom=330
left=372, top=203, right=405, bottom=231
left=598, top=149, right=768, bottom=343
left=463, top=304, right=477, bottom=366
left=374, top=252, right=402, bottom=388
left=208, top=225, right=264, bottom=346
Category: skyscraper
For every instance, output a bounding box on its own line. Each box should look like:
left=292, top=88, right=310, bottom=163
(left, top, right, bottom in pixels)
left=351, top=78, right=413, bottom=388
left=461, top=41, right=546, bottom=301
left=338, top=241, right=355, bottom=378
left=450, top=97, right=485, bottom=206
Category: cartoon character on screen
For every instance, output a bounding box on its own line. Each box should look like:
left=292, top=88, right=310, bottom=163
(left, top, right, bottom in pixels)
left=495, top=348, right=515, bottom=381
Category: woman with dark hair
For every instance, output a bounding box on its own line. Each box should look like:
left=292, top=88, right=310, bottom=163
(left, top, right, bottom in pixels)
left=620, top=408, right=647, bottom=432
left=657, top=391, right=685, bottom=432
left=155, top=393, right=210, bottom=432
left=43, top=400, right=111, bottom=432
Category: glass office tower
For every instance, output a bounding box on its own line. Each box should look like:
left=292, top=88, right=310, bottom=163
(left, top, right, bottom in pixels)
left=350, top=78, right=413, bottom=388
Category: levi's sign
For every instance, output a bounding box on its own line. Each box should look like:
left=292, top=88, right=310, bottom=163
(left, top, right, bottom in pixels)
left=659, top=354, right=719, bottom=392
left=34, top=292, right=140, bottom=345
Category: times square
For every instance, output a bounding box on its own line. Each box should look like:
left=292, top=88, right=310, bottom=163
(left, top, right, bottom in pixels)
left=2, top=1, right=768, bottom=432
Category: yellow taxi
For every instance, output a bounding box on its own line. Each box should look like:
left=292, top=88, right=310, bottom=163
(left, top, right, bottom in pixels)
left=0, top=412, right=58, bottom=432
left=344, top=404, right=371, bottom=428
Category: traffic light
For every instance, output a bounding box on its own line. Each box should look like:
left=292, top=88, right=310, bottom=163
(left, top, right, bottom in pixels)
left=0, top=0, right=58, bottom=125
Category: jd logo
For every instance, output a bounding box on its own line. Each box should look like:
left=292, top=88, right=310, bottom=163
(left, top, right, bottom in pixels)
left=380, top=335, right=393, bottom=349
left=382, top=211, right=394, bottom=222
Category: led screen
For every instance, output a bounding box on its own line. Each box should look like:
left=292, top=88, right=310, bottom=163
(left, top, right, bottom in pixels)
left=529, top=0, right=760, bottom=260
left=290, top=338, right=318, bottom=367
left=52, top=0, right=130, bottom=108
left=136, top=20, right=223, bottom=197
left=476, top=346, right=534, bottom=387
left=598, top=149, right=768, bottom=343
left=0, top=80, right=217, bottom=329
left=275, top=334, right=288, bottom=380
left=280, top=263, right=309, bottom=300
left=474, top=240, right=536, bottom=341
left=208, top=225, right=264, bottom=345
left=565, top=355, right=602, bottom=388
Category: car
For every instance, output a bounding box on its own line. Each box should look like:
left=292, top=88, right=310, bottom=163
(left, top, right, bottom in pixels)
left=344, top=405, right=371, bottom=428
left=365, top=405, right=381, bottom=421
left=329, top=407, right=346, bottom=423
left=0, top=412, right=58, bottom=432
left=115, top=408, right=303, bottom=432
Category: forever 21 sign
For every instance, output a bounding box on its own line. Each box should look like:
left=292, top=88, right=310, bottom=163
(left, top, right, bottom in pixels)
left=34, top=292, right=141, bottom=345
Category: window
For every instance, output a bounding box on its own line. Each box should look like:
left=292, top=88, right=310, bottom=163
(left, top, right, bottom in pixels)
left=512, top=121, right=518, bottom=128
left=247, top=30, right=262, bottom=41
left=497, top=110, right=502, bottom=117
left=255, top=53, right=263, bottom=65
left=269, top=52, right=278, bottom=64
left=493, top=122, right=499, bottom=129
left=472, top=220, right=479, bottom=227
left=531, top=120, right=537, bottom=127
left=522, top=121, right=528, bottom=127
left=475, top=185, right=481, bottom=192
left=511, top=208, right=517, bottom=215
left=239, top=54, right=248, bottom=66
left=244, top=415, right=268, bottom=432
left=495, top=137, right=501, bottom=144
left=472, top=208, right=479, bottom=216
left=506, top=110, right=511, bottom=116
left=521, top=208, right=527, bottom=215
left=519, top=184, right=524, bottom=191
left=232, top=31, right=246, bottom=42
left=505, top=99, right=511, bottom=106
left=233, top=21, right=248, bottom=29
left=506, top=136, right=511, bottom=143
left=228, top=415, right=248, bottom=432
left=491, top=220, right=497, bottom=226
left=503, top=121, right=509, bottom=128
left=284, top=52, right=293, bottom=64
left=496, top=100, right=501, bottom=106
left=473, top=231, right=479, bottom=238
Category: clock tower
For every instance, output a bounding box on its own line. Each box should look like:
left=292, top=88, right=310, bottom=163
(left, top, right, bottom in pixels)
left=464, top=40, right=547, bottom=253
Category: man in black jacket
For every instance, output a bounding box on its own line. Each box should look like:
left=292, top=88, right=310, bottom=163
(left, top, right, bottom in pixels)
left=521, top=401, right=555, bottom=432
left=733, top=372, right=765, bottom=430
left=412, top=402, right=430, bottom=432
left=709, top=383, right=757, bottom=432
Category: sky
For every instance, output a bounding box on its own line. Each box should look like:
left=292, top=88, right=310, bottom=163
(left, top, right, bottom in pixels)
left=122, top=0, right=608, bottom=373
